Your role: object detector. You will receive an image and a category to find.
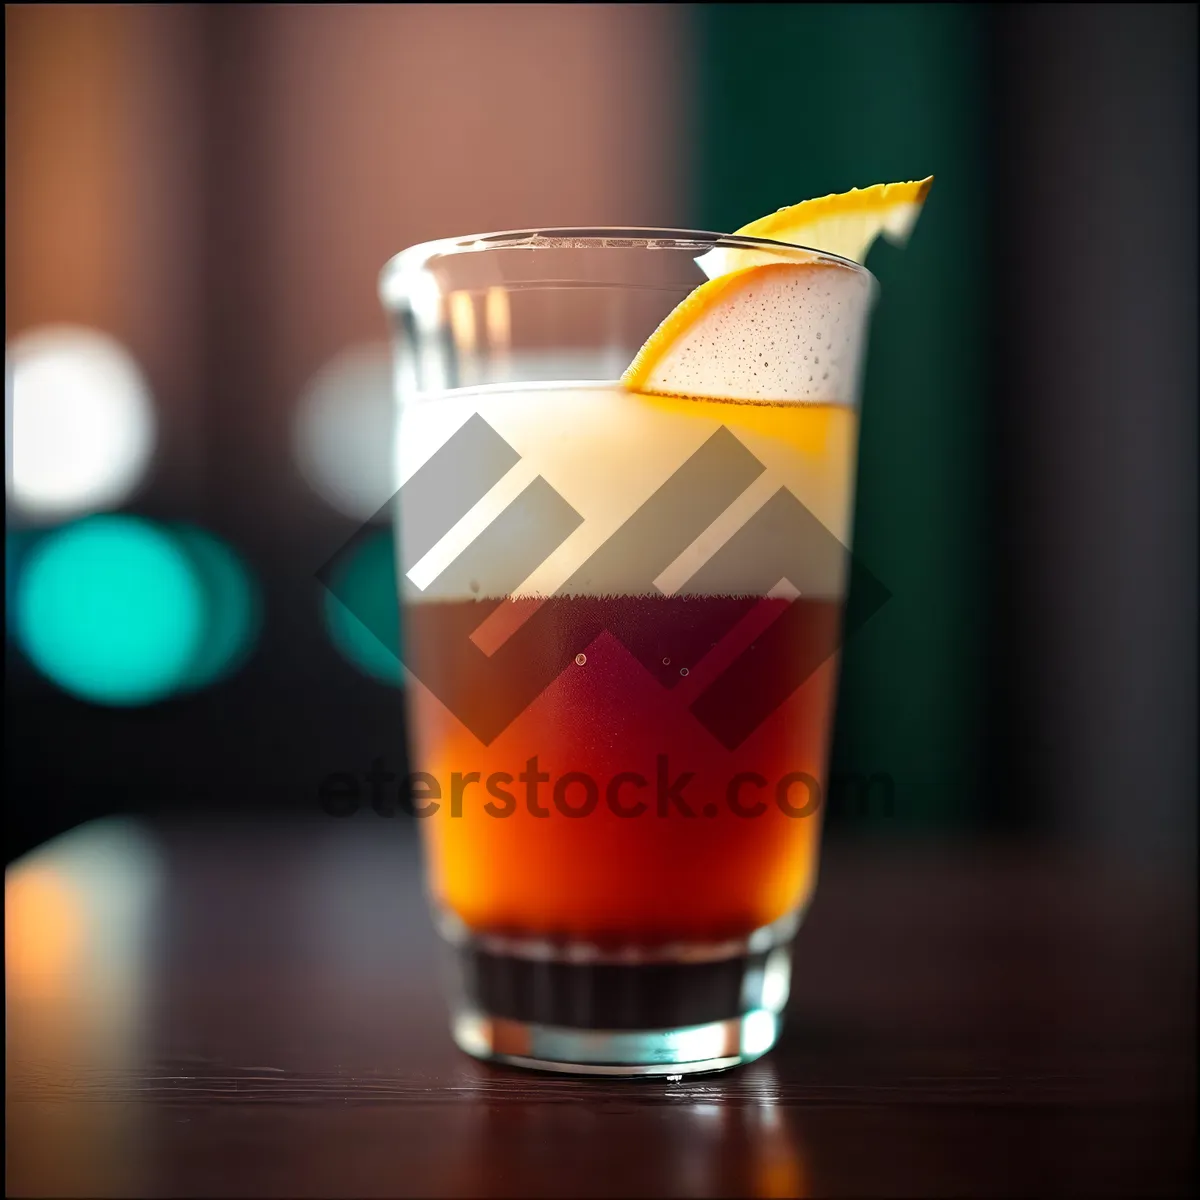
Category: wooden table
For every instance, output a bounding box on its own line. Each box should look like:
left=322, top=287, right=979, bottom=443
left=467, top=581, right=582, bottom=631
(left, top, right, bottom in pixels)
left=7, top=817, right=1195, bottom=1197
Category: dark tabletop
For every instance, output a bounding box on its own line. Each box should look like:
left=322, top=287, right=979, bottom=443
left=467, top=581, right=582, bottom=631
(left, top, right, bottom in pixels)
left=6, top=816, right=1195, bottom=1198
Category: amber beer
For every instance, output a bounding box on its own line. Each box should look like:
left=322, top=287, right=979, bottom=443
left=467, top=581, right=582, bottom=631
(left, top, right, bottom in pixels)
left=408, top=590, right=842, bottom=942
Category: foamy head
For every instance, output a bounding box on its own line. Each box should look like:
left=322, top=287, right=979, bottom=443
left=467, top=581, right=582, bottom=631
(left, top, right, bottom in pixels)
left=386, top=235, right=872, bottom=608
left=396, top=382, right=858, bottom=604
left=632, top=262, right=875, bottom=405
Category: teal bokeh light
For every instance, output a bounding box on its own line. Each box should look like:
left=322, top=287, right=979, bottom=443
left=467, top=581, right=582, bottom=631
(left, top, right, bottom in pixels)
left=322, top=528, right=402, bottom=686
left=15, top=515, right=205, bottom=705
left=172, top=524, right=261, bottom=689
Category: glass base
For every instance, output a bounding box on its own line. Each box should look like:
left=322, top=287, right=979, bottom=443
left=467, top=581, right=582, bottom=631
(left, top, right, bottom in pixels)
left=438, top=914, right=795, bottom=1076
left=451, top=1010, right=782, bottom=1076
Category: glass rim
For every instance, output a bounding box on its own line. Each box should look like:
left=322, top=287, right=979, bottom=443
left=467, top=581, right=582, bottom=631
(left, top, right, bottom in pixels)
left=379, top=226, right=874, bottom=306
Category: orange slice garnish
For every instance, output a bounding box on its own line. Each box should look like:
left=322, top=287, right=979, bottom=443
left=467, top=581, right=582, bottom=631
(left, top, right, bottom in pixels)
left=623, top=260, right=873, bottom=403
left=623, top=179, right=932, bottom=401
left=697, top=177, right=933, bottom=279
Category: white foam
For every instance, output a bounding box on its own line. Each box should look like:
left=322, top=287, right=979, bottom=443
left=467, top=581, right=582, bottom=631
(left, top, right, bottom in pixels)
left=396, top=383, right=859, bottom=602
left=638, top=263, right=873, bottom=405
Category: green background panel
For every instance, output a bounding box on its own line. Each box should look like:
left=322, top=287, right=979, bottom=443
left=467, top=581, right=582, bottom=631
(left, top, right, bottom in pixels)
left=694, top=4, right=993, bottom=829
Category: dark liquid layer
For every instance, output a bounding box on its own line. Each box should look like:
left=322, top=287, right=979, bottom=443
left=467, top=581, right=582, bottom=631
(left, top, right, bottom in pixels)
left=447, top=941, right=791, bottom=1031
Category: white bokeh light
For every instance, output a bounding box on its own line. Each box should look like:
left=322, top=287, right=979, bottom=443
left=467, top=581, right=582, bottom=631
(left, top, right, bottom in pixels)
left=293, top=343, right=398, bottom=521
left=7, top=325, right=157, bottom=522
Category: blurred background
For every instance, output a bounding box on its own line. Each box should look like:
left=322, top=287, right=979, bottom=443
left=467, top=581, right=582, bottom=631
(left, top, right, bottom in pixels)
left=5, top=3, right=1196, bottom=868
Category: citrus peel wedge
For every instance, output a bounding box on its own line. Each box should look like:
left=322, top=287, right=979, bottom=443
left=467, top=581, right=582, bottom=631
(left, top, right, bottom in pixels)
left=696, top=176, right=933, bottom=279
left=621, top=260, right=873, bottom=403
left=622, top=178, right=931, bottom=401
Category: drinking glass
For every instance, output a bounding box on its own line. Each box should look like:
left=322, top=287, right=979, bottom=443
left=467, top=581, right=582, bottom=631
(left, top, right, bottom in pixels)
left=380, top=230, right=875, bottom=1074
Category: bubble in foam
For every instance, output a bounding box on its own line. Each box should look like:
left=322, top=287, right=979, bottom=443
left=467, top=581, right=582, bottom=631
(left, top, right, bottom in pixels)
left=638, top=263, right=872, bottom=404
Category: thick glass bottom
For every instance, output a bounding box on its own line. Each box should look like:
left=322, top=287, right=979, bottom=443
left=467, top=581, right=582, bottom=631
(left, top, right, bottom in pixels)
left=451, top=1010, right=782, bottom=1076
left=438, top=914, right=795, bottom=1076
